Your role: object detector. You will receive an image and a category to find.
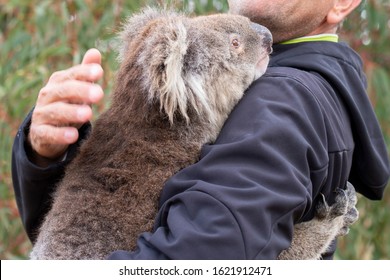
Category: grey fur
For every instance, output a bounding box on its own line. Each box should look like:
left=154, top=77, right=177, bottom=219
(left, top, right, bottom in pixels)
left=279, top=182, right=359, bottom=259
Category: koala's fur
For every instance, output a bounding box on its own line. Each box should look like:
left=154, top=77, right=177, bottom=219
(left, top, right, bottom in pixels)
left=30, top=8, right=358, bottom=260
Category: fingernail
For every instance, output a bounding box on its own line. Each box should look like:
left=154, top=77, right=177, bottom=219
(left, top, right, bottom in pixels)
left=90, top=65, right=102, bottom=78
left=77, top=107, right=90, bottom=121
left=89, top=86, right=103, bottom=102
left=64, top=130, right=77, bottom=140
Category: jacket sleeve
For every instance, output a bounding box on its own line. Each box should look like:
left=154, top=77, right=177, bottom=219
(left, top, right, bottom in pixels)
left=107, top=72, right=330, bottom=259
left=11, top=109, right=91, bottom=243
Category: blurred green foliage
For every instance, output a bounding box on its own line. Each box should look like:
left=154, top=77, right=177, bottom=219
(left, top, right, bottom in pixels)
left=0, top=0, right=389, bottom=259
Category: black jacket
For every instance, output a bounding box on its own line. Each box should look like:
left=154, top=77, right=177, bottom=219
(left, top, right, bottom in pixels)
left=12, top=41, right=390, bottom=259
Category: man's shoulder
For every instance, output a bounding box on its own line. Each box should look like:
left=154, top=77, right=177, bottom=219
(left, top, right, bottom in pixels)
left=240, top=65, right=338, bottom=131
left=249, top=66, right=328, bottom=103
left=262, top=66, right=321, bottom=87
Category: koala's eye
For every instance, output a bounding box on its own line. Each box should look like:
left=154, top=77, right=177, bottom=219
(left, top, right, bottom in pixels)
left=231, top=38, right=241, bottom=48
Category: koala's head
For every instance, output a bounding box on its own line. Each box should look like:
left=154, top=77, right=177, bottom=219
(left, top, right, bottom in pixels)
left=117, top=8, right=272, bottom=128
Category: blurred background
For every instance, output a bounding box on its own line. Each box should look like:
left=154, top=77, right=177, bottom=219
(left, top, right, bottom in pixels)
left=0, top=0, right=389, bottom=259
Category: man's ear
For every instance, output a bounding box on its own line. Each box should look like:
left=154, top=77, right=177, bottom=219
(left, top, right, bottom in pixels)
left=327, top=0, right=362, bottom=25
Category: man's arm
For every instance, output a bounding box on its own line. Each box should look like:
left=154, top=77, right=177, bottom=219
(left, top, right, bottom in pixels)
left=11, top=111, right=92, bottom=242
left=107, top=72, right=331, bottom=259
left=11, top=49, right=104, bottom=242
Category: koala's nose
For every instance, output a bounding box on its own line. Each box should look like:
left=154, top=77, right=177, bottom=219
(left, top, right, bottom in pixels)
left=251, top=22, right=273, bottom=54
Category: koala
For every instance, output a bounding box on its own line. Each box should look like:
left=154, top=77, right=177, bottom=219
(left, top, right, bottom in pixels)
left=30, top=7, right=358, bottom=260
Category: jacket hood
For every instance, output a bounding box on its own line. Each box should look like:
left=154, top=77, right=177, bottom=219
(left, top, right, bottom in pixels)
left=269, top=42, right=389, bottom=199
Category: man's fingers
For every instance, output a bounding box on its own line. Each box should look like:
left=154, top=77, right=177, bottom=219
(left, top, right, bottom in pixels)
left=48, top=63, right=103, bottom=84
left=29, top=124, right=79, bottom=158
left=32, top=103, right=93, bottom=127
left=31, top=124, right=79, bottom=145
left=29, top=102, right=92, bottom=159
left=82, top=48, right=102, bottom=65
left=27, top=48, right=104, bottom=160
left=37, top=80, right=104, bottom=106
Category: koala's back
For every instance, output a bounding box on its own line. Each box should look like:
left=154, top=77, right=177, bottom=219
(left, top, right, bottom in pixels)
left=30, top=108, right=204, bottom=259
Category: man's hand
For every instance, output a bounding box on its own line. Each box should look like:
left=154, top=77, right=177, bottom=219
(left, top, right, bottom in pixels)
left=28, top=48, right=104, bottom=166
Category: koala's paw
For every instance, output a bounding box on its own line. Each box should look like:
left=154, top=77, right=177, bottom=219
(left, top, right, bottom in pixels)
left=315, top=182, right=359, bottom=237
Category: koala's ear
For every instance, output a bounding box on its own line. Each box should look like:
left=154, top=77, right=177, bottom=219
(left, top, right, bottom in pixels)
left=143, top=17, right=213, bottom=124
left=120, top=9, right=211, bottom=124
left=136, top=15, right=199, bottom=124
left=117, top=7, right=178, bottom=62
left=149, top=18, right=190, bottom=123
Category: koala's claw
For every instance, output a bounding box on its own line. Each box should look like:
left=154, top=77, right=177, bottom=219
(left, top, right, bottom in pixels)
left=315, top=191, right=346, bottom=220
left=315, top=182, right=359, bottom=237
left=315, top=194, right=330, bottom=220
left=339, top=182, right=359, bottom=236
left=332, top=189, right=349, bottom=218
